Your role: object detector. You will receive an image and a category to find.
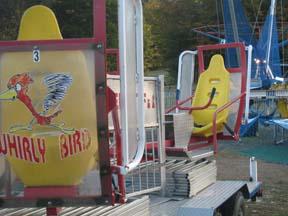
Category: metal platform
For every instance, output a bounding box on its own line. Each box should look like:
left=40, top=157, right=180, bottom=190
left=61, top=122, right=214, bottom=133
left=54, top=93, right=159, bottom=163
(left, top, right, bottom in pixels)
left=125, top=159, right=216, bottom=198
left=185, top=149, right=214, bottom=161
left=151, top=180, right=261, bottom=216
left=0, top=180, right=261, bottom=216
left=0, top=196, right=150, bottom=216
left=250, top=89, right=288, bottom=98
left=178, top=181, right=260, bottom=216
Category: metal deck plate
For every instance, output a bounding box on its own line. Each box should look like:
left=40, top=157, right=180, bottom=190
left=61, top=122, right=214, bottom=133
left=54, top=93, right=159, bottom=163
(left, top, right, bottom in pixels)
left=177, top=181, right=246, bottom=216
left=185, top=149, right=214, bottom=161
left=150, top=196, right=188, bottom=216
left=246, top=181, right=262, bottom=198
left=0, top=196, right=150, bottom=216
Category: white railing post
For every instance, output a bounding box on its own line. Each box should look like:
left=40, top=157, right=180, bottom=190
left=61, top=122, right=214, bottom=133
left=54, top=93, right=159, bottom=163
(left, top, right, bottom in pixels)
left=249, top=157, right=258, bottom=182
left=245, top=45, right=253, bottom=124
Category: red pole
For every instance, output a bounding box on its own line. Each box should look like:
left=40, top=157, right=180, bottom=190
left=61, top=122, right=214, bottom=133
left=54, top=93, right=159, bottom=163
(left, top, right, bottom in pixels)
left=93, top=0, right=113, bottom=203
left=46, top=208, right=62, bottom=216
left=112, top=107, right=126, bottom=203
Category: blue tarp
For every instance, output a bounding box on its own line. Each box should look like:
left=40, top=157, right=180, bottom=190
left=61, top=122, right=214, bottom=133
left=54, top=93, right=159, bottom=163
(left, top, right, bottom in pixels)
left=223, top=0, right=256, bottom=68
left=256, top=13, right=282, bottom=79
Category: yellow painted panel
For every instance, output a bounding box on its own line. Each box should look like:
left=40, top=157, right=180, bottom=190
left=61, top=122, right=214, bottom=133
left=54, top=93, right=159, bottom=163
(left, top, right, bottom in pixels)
left=277, top=99, right=288, bottom=118
left=0, top=51, right=98, bottom=186
left=0, top=5, right=98, bottom=187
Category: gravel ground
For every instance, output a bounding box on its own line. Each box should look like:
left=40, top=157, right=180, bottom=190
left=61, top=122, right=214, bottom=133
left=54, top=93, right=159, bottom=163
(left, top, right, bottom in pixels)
left=217, top=126, right=288, bottom=216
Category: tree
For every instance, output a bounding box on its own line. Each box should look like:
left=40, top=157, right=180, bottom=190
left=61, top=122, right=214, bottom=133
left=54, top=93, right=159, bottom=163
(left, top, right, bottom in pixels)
left=0, top=0, right=287, bottom=79
left=144, top=0, right=216, bottom=83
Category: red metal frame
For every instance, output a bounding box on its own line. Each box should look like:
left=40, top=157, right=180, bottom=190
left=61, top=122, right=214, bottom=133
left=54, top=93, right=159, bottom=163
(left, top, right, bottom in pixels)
left=24, top=186, right=78, bottom=199
left=198, top=42, right=247, bottom=135
left=0, top=0, right=113, bottom=209
left=212, top=92, right=246, bottom=152
left=166, top=42, right=247, bottom=154
left=0, top=38, right=96, bottom=50
left=198, top=42, right=247, bottom=153
left=47, top=207, right=62, bottom=215
left=93, top=0, right=113, bottom=205
left=107, top=87, right=126, bottom=203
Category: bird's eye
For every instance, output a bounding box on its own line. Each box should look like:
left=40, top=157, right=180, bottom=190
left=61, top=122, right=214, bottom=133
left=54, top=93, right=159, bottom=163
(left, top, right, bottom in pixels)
left=15, top=83, right=22, bottom=92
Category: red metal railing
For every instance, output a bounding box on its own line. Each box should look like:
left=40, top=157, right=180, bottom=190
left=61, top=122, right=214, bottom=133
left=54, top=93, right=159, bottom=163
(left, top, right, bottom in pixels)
left=165, top=42, right=247, bottom=154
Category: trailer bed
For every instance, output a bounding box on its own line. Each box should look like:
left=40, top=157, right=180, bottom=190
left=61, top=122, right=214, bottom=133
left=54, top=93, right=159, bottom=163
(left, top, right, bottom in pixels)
left=0, top=180, right=261, bottom=216
left=151, top=180, right=261, bottom=216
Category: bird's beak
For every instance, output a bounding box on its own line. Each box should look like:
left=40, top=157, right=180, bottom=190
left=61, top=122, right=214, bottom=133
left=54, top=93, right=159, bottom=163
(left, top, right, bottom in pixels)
left=0, top=88, right=17, bottom=100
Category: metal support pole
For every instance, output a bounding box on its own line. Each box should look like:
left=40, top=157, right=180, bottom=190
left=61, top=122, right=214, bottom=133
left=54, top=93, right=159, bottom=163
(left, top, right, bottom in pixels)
left=228, top=0, right=241, bottom=65
left=46, top=208, right=62, bottom=216
left=245, top=45, right=253, bottom=123
left=249, top=157, right=258, bottom=182
left=157, top=75, right=166, bottom=196
left=266, top=0, right=277, bottom=75
left=93, top=0, right=113, bottom=203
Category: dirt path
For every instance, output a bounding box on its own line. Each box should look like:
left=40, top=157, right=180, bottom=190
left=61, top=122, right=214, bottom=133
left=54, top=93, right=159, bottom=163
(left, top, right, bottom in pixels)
left=217, top=149, right=288, bottom=216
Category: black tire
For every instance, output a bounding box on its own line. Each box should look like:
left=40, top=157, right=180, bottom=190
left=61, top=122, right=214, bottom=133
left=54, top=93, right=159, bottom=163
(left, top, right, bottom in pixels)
left=221, top=191, right=246, bottom=216
left=214, top=209, right=223, bottom=216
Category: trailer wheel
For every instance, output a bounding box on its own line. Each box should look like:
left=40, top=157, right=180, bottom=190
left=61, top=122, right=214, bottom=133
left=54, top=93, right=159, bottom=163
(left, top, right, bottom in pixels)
left=214, top=209, right=222, bottom=216
left=222, top=191, right=246, bottom=216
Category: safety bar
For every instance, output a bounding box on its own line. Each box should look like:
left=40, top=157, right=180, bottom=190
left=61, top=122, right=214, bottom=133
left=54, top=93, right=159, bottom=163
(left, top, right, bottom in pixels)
left=244, top=45, right=253, bottom=124
left=176, top=50, right=197, bottom=113
left=166, top=88, right=216, bottom=114
left=116, top=0, right=145, bottom=175
left=212, top=92, right=246, bottom=153
left=165, top=95, right=194, bottom=114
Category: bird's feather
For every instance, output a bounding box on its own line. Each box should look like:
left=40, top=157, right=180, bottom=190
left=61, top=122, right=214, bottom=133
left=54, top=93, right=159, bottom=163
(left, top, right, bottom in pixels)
left=43, top=73, right=73, bottom=111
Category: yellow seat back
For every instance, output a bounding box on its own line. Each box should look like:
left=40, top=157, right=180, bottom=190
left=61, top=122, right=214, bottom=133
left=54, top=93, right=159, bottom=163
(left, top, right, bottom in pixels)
left=0, top=6, right=98, bottom=186
left=192, top=55, right=230, bottom=127
left=17, top=5, right=63, bottom=40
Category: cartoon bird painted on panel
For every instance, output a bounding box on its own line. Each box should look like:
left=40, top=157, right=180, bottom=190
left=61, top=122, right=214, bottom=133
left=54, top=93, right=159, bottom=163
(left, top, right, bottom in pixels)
left=0, top=73, right=74, bottom=134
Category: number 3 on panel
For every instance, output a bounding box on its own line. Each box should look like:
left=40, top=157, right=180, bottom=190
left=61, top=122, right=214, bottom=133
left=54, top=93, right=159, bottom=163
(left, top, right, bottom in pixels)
left=33, top=47, right=40, bottom=63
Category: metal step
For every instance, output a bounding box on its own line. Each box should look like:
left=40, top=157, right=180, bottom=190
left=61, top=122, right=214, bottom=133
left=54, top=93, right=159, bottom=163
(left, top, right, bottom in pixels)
left=184, top=148, right=214, bottom=161
left=166, top=147, right=214, bottom=161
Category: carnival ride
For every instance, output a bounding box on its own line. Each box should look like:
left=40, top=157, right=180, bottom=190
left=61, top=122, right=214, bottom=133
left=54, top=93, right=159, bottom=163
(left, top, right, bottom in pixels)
left=193, top=0, right=288, bottom=137
left=0, top=1, right=262, bottom=216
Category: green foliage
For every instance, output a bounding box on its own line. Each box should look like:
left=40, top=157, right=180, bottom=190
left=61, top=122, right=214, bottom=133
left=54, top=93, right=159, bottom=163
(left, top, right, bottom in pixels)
left=106, top=0, right=118, bottom=48
left=0, top=0, right=288, bottom=80
left=0, top=0, right=24, bottom=40
left=48, top=0, right=93, bottom=38
left=0, top=0, right=92, bottom=40
left=143, top=22, right=162, bottom=72
left=143, top=0, right=215, bottom=81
